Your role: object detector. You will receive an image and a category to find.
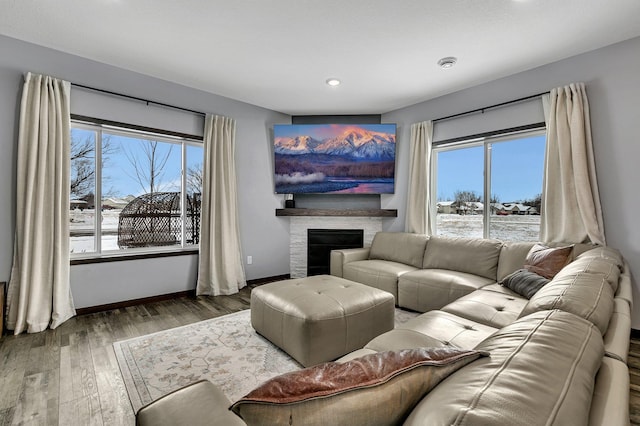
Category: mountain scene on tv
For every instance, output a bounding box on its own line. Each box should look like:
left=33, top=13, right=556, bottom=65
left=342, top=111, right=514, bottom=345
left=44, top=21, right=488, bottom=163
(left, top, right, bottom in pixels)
left=274, top=124, right=396, bottom=194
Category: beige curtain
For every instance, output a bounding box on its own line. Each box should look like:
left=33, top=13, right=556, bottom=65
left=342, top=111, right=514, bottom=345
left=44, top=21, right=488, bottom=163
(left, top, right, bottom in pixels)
left=197, top=115, right=246, bottom=295
left=7, top=72, right=76, bottom=334
left=405, top=121, right=433, bottom=234
left=540, top=83, right=605, bottom=245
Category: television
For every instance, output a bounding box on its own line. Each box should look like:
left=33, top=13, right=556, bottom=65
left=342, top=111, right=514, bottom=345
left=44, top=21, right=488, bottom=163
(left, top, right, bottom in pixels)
left=273, top=123, right=397, bottom=194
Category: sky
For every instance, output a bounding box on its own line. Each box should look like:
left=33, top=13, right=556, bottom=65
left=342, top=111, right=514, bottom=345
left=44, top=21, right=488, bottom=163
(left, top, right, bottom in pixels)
left=436, top=134, right=545, bottom=203
left=71, top=128, right=203, bottom=198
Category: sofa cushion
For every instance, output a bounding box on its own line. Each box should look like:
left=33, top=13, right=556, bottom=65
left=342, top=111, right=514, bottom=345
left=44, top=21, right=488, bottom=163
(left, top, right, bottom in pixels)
left=555, top=254, right=621, bottom=293
left=368, top=232, right=428, bottom=268
left=524, top=243, right=573, bottom=279
left=398, top=269, right=494, bottom=313
left=364, top=328, right=447, bottom=352
left=496, top=241, right=537, bottom=281
left=442, top=288, right=528, bottom=329
left=576, top=245, right=624, bottom=268
left=519, top=271, right=614, bottom=335
left=499, top=269, right=550, bottom=299
left=422, top=236, right=503, bottom=280
left=343, top=259, right=418, bottom=301
left=230, top=347, right=485, bottom=426
left=404, top=310, right=604, bottom=426
left=396, top=310, right=497, bottom=350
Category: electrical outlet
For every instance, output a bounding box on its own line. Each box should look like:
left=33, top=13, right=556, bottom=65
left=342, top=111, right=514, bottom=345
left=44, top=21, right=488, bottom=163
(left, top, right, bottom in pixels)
left=247, top=255, right=253, bottom=265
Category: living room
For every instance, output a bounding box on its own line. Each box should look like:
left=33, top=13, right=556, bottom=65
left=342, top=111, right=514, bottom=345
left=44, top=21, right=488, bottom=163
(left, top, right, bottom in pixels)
left=1, top=1, right=640, bottom=425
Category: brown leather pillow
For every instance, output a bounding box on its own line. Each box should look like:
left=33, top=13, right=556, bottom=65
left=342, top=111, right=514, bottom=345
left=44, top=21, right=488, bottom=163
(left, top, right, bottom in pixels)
left=524, top=244, right=574, bottom=279
left=230, top=347, right=486, bottom=426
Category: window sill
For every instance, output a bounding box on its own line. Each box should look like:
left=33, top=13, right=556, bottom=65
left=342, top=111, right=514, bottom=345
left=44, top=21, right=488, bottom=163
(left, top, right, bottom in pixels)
left=70, top=248, right=199, bottom=265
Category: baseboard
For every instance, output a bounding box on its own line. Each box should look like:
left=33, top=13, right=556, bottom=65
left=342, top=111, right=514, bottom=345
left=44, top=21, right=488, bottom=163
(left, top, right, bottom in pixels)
left=76, top=290, right=195, bottom=316
left=75, top=274, right=291, bottom=316
left=247, top=274, right=290, bottom=286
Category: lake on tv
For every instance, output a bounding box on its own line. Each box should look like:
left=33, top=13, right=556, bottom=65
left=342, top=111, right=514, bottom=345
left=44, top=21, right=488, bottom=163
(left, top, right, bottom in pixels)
left=331, top=182, right=393, bottom=194
left=275, top=178, right=394, bottom=194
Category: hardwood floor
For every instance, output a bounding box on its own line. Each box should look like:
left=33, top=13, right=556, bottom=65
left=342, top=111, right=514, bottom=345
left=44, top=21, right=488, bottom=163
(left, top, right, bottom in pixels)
left=1, top=286, right=639, bottom=425
left=0, top=285, right=254, bottom=426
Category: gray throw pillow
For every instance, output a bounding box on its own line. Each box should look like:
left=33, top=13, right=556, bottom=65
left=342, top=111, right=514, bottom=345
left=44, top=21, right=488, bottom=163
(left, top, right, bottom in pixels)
left=500, top=269, right=550, bottom=299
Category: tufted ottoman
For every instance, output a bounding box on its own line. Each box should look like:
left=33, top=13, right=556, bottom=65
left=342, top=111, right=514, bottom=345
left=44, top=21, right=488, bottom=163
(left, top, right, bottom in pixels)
left=251, top=275, right=395, bottom=367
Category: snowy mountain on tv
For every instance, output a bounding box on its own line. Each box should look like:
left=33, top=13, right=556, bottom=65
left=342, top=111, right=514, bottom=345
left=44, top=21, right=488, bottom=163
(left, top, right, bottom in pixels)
left=274, top=126, right=395, bottom=160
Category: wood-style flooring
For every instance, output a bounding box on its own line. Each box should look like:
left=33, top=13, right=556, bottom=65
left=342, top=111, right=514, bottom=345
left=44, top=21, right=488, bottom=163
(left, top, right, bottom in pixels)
left=1, top=285, right=639, bottom=425
left=0, top=285, right=254, bottom=425
left=629, top=339, right=640, bottom=424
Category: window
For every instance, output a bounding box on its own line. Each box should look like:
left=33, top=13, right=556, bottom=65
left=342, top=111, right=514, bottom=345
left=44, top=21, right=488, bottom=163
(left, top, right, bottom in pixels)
left=432, top=129, right=546, bottom=241
left=70, top=121, right=204, bottom=256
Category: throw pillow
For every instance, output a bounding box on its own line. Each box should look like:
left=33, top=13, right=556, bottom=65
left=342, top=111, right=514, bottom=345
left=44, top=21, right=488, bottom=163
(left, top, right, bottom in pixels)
left=524, top=244, right=574, bottom=279
left=230, top=347, right=486, bottom=426
left=500, top=269, right=550, bottom=299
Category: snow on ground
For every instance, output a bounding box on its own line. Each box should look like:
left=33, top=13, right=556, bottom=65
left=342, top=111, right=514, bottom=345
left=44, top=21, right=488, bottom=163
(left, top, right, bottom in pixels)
left=69, top=210, right=542, bottom=254
left=70, top=209, right=120, bottom=253
left=437, top=214, right=540, bottom=241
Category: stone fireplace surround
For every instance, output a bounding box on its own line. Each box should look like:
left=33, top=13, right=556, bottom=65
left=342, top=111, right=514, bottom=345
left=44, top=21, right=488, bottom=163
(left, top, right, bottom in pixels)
left=289, top=216, right=382, bottom=278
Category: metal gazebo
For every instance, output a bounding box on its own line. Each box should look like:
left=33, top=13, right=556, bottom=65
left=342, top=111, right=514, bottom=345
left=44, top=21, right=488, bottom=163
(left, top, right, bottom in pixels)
left=117, top=192, right=200, bottom=249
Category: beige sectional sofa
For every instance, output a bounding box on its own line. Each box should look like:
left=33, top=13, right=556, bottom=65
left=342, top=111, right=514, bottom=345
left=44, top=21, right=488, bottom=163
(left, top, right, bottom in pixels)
left=139, top=232, right=632, bottom=426
left=330, top=232, right=632, bottom=425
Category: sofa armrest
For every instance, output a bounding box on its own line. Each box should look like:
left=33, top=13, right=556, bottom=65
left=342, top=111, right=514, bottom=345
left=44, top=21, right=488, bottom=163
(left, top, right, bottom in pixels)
left=136, top=380, right=246, bottom=426
left=615, top=261, right=633, bottom=308
left=588, top=357, right=630, bottom=426
left=330, top=247, right=371, bottom=277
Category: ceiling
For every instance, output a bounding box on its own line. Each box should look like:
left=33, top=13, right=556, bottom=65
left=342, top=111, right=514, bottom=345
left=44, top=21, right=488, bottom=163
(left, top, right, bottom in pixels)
left=2, top=0, right=640, bottom=116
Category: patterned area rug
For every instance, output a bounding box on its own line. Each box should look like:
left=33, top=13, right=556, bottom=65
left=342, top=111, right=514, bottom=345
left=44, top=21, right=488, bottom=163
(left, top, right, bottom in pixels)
left=114, top=308, right=419, bottom=412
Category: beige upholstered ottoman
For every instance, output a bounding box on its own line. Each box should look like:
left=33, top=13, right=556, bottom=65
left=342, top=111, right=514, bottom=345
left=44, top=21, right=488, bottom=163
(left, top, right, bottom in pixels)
left=251, top=275, right=395, bottom=367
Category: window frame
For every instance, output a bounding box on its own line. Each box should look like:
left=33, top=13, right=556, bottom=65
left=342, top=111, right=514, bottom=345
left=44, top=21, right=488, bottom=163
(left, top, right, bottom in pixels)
left=430, top=127, right=546, bottom=239
left=69, top=117, right=204, bottom=261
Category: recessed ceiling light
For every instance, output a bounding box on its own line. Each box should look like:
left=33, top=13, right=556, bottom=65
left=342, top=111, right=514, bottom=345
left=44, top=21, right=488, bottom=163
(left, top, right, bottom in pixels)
left=437, top=57, right=458, bottom=69
left=326, top=78, right=341, bottom=86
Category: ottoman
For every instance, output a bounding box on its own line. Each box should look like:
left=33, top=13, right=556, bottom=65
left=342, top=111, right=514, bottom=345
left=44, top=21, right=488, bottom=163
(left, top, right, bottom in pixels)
left=251, top=275, right=395, bottom=367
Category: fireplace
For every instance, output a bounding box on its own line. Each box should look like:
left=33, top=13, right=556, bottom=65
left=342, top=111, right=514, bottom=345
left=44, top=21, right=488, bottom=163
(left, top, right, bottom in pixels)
left=288, top=216, right=382, bottom=278
left=307, top=229, right=364, bottom=276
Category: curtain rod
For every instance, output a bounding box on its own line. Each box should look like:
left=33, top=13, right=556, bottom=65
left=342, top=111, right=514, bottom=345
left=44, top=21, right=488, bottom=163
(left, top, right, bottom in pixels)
left=433, top=91, right=549, bottom=123
left=71, top=83, right=206, bottom=117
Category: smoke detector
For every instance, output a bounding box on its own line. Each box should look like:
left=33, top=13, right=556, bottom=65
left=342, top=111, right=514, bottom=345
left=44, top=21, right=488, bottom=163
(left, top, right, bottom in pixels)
left=437, top=57, right=458, bottom=69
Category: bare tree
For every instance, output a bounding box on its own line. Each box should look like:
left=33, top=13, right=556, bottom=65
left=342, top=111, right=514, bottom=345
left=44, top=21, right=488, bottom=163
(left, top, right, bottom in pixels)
left=519, top=193, right=542, bottom=213
left=70, top=134, right=95, bottom=197
left=70, top=133, right=115, bottom=198
left=123, top=141, right=174, bottom=195
left=186, top=163, right=203, bottom=196
left=454, top=190, right=482, bottom=215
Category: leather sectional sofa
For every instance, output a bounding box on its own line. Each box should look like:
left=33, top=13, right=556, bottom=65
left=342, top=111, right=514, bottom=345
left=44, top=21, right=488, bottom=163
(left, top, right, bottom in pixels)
left=329, top=232, right=632, bottom=425
left=138, top=232, right=632, bottom=425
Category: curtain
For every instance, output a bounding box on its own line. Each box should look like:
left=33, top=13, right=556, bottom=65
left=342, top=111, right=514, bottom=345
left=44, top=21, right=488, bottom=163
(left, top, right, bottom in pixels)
left=405, top=121, right=433, bottom=235
left=6, top=72, right=76, bottom=334
left=540, top=83, right=605, bottom=245
left=196, top=115, right=246, bottom=295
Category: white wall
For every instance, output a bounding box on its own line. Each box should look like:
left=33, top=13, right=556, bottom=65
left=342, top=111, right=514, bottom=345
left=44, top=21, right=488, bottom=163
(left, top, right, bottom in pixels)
left=0, top=35, right=291, bottom=308
left=383, top=36, right=640, bottom=328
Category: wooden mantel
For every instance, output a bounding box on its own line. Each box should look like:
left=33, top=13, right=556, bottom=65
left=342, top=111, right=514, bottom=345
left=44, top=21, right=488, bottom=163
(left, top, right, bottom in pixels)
left=276, top=208, right=397, bottom=217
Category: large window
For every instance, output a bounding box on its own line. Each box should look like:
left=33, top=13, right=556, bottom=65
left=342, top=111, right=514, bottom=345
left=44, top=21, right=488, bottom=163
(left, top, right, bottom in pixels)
left=70, top=121, right=204, bottom=256
left=432, top=129, right=546, bottom=241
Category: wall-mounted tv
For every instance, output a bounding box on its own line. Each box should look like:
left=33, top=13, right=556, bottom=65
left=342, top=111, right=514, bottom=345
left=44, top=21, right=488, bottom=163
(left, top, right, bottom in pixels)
left=273, top=123, right=397, bottom=194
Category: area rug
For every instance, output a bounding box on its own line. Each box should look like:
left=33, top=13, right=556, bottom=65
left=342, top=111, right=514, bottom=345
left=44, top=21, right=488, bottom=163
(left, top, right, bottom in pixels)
left=114, top=308, right=419, bottom=411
